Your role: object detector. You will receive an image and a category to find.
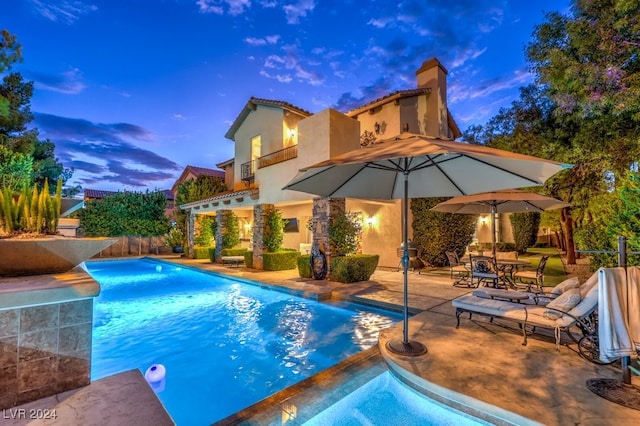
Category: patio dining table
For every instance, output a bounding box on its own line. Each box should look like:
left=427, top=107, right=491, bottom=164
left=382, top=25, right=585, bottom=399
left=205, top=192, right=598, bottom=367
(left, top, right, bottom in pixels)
left=458, top=257, right=531, bottom=288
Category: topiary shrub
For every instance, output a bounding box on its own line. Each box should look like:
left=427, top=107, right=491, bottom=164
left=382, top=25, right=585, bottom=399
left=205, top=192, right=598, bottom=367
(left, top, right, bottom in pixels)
left=264, top=208, right=285, bottom=252
left=193, top=246, right=213, bottom=259
left=263, top=249, right=298, bottom=271
left=222, top=211, right=240, bottom=249
left=244, top=250, right=254, bottom=268
left=330, top=254, right=379, bottom=283
left=297, top=254, right=312, bottom=278
left=208, top=247, right=216, bottom=262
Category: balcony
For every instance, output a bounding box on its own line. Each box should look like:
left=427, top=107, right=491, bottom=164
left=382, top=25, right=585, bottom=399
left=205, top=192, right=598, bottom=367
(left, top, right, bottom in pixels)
left=241, top=160, right=255, bottom=184
left=241, top=145, right=298, bottom=185
left=258, top=145, right=298, bottom=169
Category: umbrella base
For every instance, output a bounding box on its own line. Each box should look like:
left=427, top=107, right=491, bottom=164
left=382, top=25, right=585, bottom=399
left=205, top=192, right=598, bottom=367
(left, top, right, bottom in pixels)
left=586, top=378, right=640, bottom=411
left=385, top=339, right=428, bottom=356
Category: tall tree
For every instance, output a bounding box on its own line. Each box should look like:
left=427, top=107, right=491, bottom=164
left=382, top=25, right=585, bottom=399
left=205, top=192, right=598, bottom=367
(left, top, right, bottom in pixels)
left=465, top=1, right=640, bottom=264
left=0, top=29, right=70, bottom=190
left=0, top=29, right=22, bottom=117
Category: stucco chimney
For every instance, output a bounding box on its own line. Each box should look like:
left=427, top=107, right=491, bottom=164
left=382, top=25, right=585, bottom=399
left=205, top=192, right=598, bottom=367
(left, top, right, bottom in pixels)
left=416, top=58, right=448, bottom=138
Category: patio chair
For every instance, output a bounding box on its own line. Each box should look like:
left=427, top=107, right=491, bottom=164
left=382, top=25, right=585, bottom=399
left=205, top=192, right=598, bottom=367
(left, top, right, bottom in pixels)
left=470, top=255, right=506, bottom=288
left=445, top=250, right=470, bottom=286
left=513, top=255, right=549, bottom=292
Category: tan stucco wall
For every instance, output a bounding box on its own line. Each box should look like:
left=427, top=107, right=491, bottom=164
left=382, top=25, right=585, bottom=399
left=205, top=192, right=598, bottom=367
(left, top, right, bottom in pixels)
left=232, top=105, right=284, bottom=191
left=354, top=100, right=403, bottom=139
left=255, top=108, right=360, bottom=205
left=346, top=199, right=404, bottom=269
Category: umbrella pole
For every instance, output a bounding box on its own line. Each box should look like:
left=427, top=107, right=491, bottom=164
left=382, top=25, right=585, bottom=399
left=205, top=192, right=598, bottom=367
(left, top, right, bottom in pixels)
left=491, top=203, right=497, bottom=261
left=386, top=168, right=427, bottom=357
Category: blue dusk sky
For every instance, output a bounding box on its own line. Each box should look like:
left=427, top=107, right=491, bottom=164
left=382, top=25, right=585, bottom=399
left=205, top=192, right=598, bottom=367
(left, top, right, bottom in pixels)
left=3, top=0, right=570, bottom=192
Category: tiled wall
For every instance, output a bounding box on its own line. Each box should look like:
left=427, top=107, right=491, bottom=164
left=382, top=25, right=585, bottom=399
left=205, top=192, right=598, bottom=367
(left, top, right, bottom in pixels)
left=0, top=298, right=93, bottom=409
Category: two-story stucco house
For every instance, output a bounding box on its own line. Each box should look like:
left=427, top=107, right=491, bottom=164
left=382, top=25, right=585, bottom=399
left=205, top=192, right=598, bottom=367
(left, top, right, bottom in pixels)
left=181, top=57, right=464, bottom=269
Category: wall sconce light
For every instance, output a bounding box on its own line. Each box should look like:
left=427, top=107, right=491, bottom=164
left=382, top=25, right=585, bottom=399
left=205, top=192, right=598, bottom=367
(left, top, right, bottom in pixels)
left=244, top=222, right=252, bottom=232
left=288, top=128, right=296, bottom=138
left=366, top=216, right=375, bottom=229
left=478, top=216, right=488, bottom=225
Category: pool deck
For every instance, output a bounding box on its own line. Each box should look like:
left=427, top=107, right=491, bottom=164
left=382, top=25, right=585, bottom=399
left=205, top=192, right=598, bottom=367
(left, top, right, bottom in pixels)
left=4, top=255, right=640, bottom=425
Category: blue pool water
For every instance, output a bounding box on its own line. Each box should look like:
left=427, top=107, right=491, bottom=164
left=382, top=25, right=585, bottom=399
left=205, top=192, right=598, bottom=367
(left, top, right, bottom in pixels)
left=85, top=259, right=400, bottom=425
left=304, top=371, right=489, bottom=426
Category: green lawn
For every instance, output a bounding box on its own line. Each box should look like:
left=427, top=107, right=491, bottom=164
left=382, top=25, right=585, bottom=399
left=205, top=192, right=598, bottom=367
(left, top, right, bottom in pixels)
left=518, top=247, right=567, bottom=287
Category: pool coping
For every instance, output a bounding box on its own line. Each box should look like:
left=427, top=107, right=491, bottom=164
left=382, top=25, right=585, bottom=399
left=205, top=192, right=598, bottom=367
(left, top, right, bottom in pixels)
left=215, top=346, right=386, bottom=425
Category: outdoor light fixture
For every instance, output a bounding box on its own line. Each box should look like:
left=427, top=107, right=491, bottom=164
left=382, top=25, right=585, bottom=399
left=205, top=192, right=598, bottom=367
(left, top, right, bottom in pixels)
left=366, top=216, right=375, bottom=229
left=288, top=128, right=296, bottom=138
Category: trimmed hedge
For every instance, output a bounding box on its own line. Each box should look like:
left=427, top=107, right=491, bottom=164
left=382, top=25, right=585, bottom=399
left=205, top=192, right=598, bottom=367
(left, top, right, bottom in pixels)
left=263, top=249, right=299, bottom=271
left=220, top=248, right=248, bottom=256
left=193, top=246, right=213, bottom=259
left=331, top=254, right=379, bottom=283
left=244, top=250, right=254, bottom=268
left=297, top=254, right=312, bottom=278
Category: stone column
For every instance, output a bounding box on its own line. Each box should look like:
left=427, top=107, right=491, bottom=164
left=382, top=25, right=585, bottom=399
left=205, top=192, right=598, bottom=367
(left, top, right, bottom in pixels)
left=252, top=204, right=275, bottom=270
left=312, top=197, right=345, bottom=277
left=215, top=210, right=229, bottom=261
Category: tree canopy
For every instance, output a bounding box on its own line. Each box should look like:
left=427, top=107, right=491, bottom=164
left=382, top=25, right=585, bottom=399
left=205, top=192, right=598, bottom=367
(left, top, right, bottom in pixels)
left=0, top=29, right=70, bottom=191
left=463, top=1, right=640, bottom=263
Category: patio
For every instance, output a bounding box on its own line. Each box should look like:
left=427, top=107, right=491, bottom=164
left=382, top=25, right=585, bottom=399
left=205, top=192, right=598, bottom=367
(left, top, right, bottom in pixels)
left=6, top=255, right=640, bottom=425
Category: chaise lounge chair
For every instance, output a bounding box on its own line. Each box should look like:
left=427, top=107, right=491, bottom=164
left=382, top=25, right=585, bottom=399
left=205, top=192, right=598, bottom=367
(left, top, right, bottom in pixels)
left=452, top=270, right=608, bottom=363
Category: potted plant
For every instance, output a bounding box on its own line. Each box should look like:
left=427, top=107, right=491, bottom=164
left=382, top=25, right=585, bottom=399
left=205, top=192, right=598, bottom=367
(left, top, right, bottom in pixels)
left=165, top=226, right=185, bottom=253
left=0, top=179, right=117, bottom=276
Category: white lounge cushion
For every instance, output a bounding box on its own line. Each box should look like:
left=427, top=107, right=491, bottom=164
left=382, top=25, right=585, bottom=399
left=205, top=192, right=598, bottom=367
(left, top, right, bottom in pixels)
left=543, top=288, right=582, bottom=319
left=550, top=276, right=580, bottom=296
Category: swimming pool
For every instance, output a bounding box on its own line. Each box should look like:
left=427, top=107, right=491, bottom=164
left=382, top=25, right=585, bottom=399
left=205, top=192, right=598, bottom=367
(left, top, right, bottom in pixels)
left=85, top=258, right=400, bottom=425
left=304, top=371, right=489, bottom=426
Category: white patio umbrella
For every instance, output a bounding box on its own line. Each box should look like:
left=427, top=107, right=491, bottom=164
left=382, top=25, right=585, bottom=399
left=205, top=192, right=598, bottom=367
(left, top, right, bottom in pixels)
left=431, top=189, right=570, bottom=260
left=283, top=132, right=570, bottom=356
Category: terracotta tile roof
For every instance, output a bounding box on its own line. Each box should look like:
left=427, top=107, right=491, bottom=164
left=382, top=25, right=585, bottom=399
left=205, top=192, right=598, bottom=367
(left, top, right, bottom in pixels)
left=225, top=97, right=312, bottom=141
left=180, top=188, right=259, bottom=209
left=184, top=165, right=225, bottom=179
left=346, top=88, right=432, bottom=117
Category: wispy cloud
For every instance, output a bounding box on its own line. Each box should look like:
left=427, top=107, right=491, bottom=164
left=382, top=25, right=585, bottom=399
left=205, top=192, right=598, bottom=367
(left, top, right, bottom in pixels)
left=260, top=46, right=324, bottom=85
left=34, top=113, right=181, bottom=188
left=29, top=68, right=86, bottom=94
left=29, top=0, right=97, bottom=24
left=196, top=0, right=251, bottom=16
left=283, top=0, right=315, bottom=24
left=244, top=35, right=280, bottom=46
left=449, top=68, right=533, bottom=104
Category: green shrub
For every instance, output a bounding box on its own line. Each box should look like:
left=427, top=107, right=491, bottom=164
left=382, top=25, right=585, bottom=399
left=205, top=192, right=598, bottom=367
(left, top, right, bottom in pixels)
left=327, top=212, right=362, bottom=256
left=208, top=247, right=216, bottom=262
left=193, top=246, right=213, bottom=259
left=264, top=208, right=285, bottom=252
left=411, top=198, right=475, bottom=266
left=263, top=250, right=299, bottom=271
left=511, top=211, right=541, bottom=254
left=220, top=248, right=248, bottom=256
left=194, top=215, right=215, bottom=246
left=331, top=255, right=379, bottom=283
left=222, top=211, right=240, bottom=249
left=244, top=250, right=254, bottom=268
left=297, top=254, right=312, bottom=278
